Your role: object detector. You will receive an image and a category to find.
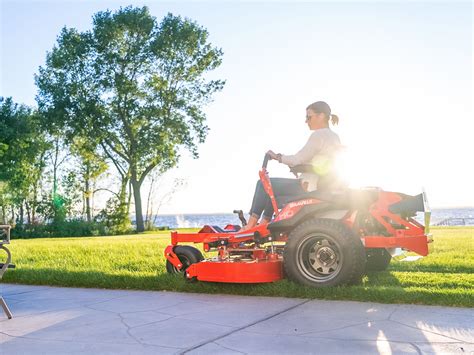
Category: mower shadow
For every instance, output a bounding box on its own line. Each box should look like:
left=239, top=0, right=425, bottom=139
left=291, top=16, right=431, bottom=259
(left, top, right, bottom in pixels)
left=364, top=269, right=403, bottom=288
left=3, top=263, right=467, bottom=307
left=3, top=264, right=400, bottom=295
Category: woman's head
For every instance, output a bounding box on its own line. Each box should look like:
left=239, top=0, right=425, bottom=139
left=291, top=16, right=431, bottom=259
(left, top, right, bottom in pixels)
left=305, top=101, right=339, bottom=130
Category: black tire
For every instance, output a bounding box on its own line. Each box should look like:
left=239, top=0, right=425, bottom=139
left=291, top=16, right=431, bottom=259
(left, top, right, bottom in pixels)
left=365, top=248, right=392, bottom=272
left=166, top=246, right=203, bottom=275
left=284, top=218, right=366, bottom=287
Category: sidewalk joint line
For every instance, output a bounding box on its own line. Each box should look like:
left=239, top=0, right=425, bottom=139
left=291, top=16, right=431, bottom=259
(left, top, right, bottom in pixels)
left=181, top=299, right=310, bottom=354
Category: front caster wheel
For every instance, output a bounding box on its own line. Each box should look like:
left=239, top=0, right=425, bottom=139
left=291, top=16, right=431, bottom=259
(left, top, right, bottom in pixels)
left=166, top=246, right=203, bottom=277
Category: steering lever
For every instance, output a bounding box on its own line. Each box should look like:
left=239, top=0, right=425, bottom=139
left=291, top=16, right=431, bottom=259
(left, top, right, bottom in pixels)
left=233, top=210, right=247, bottom=226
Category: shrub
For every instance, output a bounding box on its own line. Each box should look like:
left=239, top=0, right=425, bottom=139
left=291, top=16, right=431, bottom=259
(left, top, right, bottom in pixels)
left=11, top=219, right=108, bottom=239
left=94, top=197, right=132, bottom=235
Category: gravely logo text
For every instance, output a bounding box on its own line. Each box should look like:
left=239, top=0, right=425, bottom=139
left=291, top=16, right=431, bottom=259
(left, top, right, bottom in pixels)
left=287, top=199, right=318, bottom=209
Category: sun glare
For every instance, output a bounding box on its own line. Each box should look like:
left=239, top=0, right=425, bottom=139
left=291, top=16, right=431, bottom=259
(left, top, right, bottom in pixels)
left=334, top=146, right=421, bottom=193
left=334, top=147, right=369, bottom=188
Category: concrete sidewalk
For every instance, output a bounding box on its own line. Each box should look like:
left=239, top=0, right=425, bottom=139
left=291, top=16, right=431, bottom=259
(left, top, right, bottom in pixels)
left=0, top=284, right=472, bottom=354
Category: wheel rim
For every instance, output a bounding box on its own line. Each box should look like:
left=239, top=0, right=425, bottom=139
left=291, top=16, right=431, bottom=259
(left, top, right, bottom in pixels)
left=170, top=255, right=191, bottom=273
left=296, top=233, right=343, bottom=282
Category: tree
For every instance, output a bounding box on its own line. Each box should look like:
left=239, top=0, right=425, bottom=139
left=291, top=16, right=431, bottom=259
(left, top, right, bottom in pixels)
left=70, top=137, right=108, bottom=222
left=0, top=182, right=12, bottom=224
left=144, top=169, right=186, bottom=230
left=49, top=134, right=69, bottom=223
left=36, top=6, right=225, bottom=231
left=0, top=97, right=50, bottom=225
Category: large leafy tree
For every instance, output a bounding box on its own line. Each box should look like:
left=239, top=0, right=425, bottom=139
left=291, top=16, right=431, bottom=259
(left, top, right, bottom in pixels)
left=36, top=6, right=225, bottom=231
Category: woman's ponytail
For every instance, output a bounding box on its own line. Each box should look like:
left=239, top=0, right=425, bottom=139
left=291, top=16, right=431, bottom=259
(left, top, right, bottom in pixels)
left=306, top=101, right=339, bottom=126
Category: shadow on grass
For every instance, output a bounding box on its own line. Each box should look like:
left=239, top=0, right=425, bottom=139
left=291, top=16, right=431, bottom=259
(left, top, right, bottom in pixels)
left=389, top=262, right=473, bottom=274
left=3, top=266, right=472, bottom=307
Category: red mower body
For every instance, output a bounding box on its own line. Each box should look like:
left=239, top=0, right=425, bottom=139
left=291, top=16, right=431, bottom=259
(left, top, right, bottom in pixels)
left=164, top=156, right=431, bottom=286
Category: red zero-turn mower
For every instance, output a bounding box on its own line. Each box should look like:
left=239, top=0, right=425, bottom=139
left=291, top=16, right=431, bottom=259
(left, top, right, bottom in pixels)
left=164, top=154, right=432, bottom=287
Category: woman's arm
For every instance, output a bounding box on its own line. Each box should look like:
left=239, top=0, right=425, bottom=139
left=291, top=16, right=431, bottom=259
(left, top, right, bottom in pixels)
left=279, top=132, right=323, bottom=167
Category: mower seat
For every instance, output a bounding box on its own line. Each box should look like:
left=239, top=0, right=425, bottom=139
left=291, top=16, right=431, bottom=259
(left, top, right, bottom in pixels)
left=278, top=188, right=379, bottom=211
left=268, top=189, right=380, bottom=233
left=331, top=189, right=380, bottom=210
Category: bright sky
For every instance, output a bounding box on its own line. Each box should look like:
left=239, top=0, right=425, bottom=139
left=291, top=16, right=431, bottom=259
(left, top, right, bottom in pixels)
left=1, top=1, right=473, bottom=213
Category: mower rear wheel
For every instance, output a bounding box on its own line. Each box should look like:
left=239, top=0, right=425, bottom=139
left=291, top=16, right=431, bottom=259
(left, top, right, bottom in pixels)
left=284, top=218, right=366, bottom=287
left=166, top=246, right=203, bottom=275
left=365, top=248, right=392, bottom=271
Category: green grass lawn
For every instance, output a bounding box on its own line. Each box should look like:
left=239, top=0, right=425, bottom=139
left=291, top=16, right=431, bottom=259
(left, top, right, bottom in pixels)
left=3, top=227, right=473, bottom=307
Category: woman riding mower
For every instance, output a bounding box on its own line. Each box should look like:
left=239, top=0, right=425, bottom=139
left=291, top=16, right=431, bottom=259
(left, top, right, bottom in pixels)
left=165, top=100, right=431, bottom=286
left=241, top=100, right=342, bottom=231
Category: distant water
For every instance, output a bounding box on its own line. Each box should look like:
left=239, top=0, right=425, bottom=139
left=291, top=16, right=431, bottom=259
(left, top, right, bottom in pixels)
left=152, top=213, right=242, bottom=229
left=152, top=208, right=474, bottom=229
left=425, top=208, right=474, bottom=226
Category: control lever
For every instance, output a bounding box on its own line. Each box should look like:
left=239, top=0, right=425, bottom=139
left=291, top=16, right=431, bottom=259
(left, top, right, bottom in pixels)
left=233, top=210, right=247, bottom=226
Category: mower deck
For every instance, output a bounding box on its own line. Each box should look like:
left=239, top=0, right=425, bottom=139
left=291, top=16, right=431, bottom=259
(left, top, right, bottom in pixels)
left=186, top=255, right=283, bottom=283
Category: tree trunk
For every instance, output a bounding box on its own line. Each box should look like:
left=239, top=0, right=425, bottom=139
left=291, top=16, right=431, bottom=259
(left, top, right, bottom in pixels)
left=82, top=192, right=85, bottom=219
left=91, top=180, right=95, bottom=220
left=145, top=174, right=155, bottom=230
left=131, top=174, right=144, bottom=232
left=127, top=180, right=132, bottom=214
left=85, top=170, right=92, bottom=222
left=52, top=137, right=60, bottom=221
left=119, top=177, right=129, bottom=207
left=1, top=205, right=6, bottom=224
left=53, top=137, right=59, bottom=198
left=25, top=201, right=31, bottom=224
left=85, top=195, right=91, bottom=222
left=19, top=203, right=24, bottom=224
left=32, top=150, right=45, bottom=225
left=32, top=182, right=37, bottom=224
